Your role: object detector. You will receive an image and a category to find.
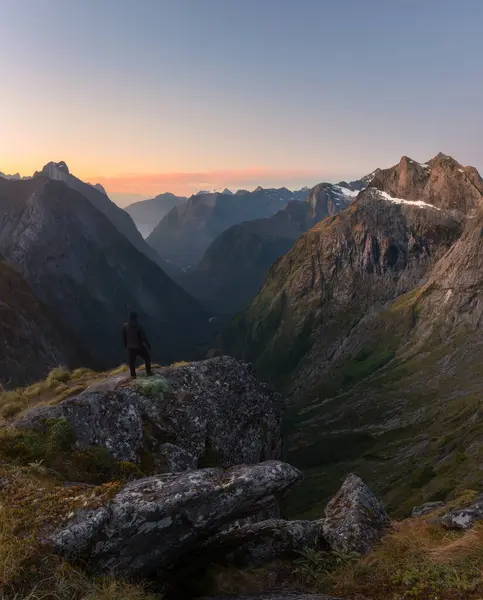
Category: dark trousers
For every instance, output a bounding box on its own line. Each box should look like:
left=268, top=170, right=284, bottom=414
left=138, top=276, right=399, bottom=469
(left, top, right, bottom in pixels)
left=128, top=346, right=152, bottom=377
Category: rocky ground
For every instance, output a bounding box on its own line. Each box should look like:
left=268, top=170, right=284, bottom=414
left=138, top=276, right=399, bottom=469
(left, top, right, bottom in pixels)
left=1, top=356, right=482, bottom=600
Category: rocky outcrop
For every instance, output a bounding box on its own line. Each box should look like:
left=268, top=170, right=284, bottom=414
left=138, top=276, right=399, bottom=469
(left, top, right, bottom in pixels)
left=441, top=497, right=483, bottom=530
left=323, top=474, right=390, bottom=555
left=203, top=518, right=325, bottom=567
left=13, top=357, right=284, bottom=470
left=0, top=260, right=83, bottom=388
left=0, top=176, right=210, bottom=368
left=412, top=502, right=445, bottom=518
left=48, top=461, right=301, bottom=577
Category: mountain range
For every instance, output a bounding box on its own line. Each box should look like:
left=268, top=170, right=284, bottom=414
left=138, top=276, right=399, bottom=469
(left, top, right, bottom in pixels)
left=146, top=186, right=310, bottom=268
left=179, top=181, right=361, bottom=314
left=125, top=192, right=187, bottom=238
left=220, top=152, right=483, bottom=517
left=5, top=150, right=483, bottom=525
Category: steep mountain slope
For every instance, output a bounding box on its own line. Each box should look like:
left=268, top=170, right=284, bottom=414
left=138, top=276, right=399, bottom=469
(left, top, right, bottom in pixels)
left=0, top=177, right=211, bottom=369
left=35, top=162, right=166, bottom=268
left=179, top=182, right=358, bottom=315
left=0, top=260, right=83, bottom=388
left=221, top=154, right=483, bottom=517
left=125, top=192, right=187, bottom=238
left=224, top=187, right=462, bottom=389
left=147, top=187, right=309, bottom=268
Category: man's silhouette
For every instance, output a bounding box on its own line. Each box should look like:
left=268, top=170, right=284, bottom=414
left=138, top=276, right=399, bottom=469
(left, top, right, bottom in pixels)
left=123, top=311, right=153, bottom=378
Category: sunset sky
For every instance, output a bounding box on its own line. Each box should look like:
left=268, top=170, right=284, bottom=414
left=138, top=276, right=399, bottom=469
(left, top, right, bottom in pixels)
left=1, top=0, right=483, bottom=203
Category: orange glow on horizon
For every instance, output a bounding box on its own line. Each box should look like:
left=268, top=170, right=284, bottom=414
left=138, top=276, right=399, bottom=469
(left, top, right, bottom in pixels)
left=91, top=167, right=334, bottom=196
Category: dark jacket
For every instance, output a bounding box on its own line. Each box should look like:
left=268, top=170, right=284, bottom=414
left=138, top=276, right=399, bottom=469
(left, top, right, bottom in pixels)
left=123, top=321, right=151, bottom=350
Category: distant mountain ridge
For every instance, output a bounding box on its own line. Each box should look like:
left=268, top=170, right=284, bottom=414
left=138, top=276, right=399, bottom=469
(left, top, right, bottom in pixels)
left=179, top=181, right=360, bottom=314
left=125, top=192, right=187, bottom=238
left=147, top=186, right=310, bottom=268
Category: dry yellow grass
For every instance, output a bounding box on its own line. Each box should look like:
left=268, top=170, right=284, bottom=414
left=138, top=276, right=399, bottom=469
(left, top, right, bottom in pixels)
left=325, top=517, right=483, bottom=600
left=0, top=363, right=145, bottom=421
left=0, top=463, right=160, bottom=600
left=170, top=360, right=190, bottom=368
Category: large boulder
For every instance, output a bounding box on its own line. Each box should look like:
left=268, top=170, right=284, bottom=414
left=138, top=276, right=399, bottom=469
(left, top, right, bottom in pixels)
left=441, top=496, right=483, bottom=530
left=47, top=461, right=301, bottom=578
left=12, top=356, right=283, bottom=471
left=323, top=474, right=390, bottom=555
left=202, top=518, right=326, bottom=567
left=412, top=501, right=445, bottom=518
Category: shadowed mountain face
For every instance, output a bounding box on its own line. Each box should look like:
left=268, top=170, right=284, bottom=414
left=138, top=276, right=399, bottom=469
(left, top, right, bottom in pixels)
left=0, top=260, right=84, bottom=389
left=36, top=162, right=168, bottom=269
left=125, top=193, right=187, bottom=238
left=220, top=154, right=483, bottom=518
left=179, top=182, right=359, bottom=315
left=146, top=187, right=309, bottom=268
left=0, top=177, right=211, bottom=369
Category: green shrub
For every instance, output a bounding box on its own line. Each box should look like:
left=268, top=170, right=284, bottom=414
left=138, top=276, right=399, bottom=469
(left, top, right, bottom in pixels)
left=131, top=376, right=172, bottom=397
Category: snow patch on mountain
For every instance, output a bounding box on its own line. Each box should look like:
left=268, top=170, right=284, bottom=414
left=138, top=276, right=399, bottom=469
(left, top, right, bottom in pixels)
left=377, top=190, right=441, bottom=210
left=334, top=185, right=360, bottom=198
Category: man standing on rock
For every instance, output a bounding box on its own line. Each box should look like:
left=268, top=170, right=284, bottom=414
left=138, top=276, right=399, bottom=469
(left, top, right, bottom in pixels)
left=123, top=311, right=153, bottom=378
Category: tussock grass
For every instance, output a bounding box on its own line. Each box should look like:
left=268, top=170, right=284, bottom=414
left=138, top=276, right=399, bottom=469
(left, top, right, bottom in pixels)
left=0, top=363, right=143, bottom=421
left=170, top=361, right=190, bottom=368
left=325, top=518, right=483, bottom=599
left=211, top=516, right=483, bottom=600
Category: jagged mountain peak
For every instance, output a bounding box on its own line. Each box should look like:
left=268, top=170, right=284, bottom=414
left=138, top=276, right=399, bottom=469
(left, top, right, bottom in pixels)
left=90, top=182, right=107, bottom=195
left=0, top=171, right=21, bottom=181
left=428, top=151, right=459, bottom=166
left=41, top=160, right=70, bottom=175
left=370, top=153, right=483, bottom=214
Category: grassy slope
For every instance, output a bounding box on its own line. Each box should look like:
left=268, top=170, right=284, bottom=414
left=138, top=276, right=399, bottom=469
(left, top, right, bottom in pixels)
left=209, top=503, right=483, bottom=600
left=284, top=286, right=483, bottom=519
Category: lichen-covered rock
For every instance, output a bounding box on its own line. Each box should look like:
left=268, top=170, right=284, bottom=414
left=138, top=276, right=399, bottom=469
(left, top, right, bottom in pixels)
left=156, top=443, right=197, bottom=472
left=323, top=474, right=390, bottom=555
left=12, top=356, right=283, bottom=471
left=47, top=461, right=301, bottom=578
left=202, top=518, right=326, bottom=567
left=441, top=497, right=483, bottom=530
left=412, top=501, right=445, bottom=518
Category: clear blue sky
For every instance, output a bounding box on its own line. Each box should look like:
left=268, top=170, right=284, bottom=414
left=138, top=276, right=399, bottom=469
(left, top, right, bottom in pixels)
left=1, top=0, right=482, bottom=200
